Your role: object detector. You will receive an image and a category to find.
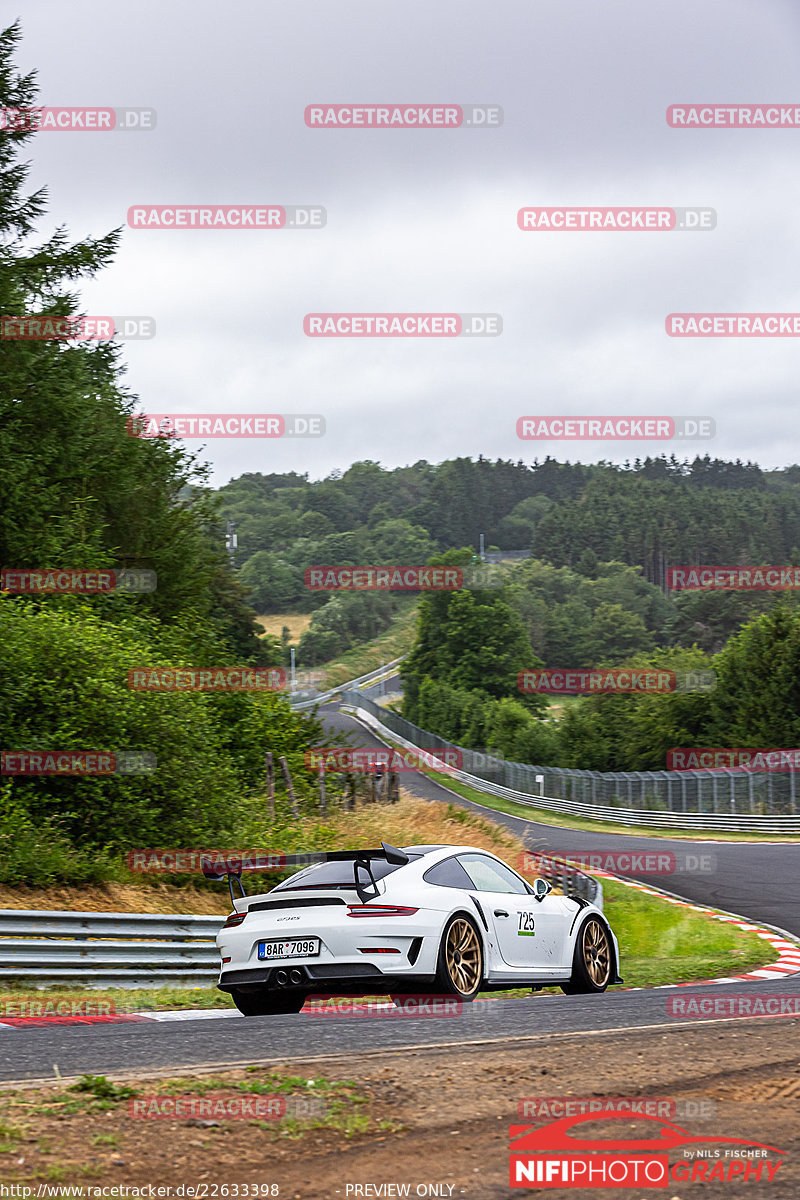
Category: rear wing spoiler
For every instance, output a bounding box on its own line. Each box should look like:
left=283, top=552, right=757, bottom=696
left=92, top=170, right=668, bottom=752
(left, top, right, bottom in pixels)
left=202, top=842, right=410, bottom=902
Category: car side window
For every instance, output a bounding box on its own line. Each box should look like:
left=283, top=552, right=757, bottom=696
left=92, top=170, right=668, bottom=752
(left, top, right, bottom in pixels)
left=457, top=853, right=529, bottom=894
left=423, top=857, right=476, bottom=889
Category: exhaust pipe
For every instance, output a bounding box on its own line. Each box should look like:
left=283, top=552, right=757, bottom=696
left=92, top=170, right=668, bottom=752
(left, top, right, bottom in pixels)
left=275, top=969, right=288, bottom=986
left=289, top=968, right=303, bottom=986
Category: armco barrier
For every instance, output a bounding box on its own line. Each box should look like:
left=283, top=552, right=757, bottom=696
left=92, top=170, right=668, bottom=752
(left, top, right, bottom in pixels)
left=0, top=847, right=602, bottom=984
left=288, top=656, right=406, bottom=711
left=0, top=910, right=224, bottom=988
left=341, top=692, right=800, bottom=835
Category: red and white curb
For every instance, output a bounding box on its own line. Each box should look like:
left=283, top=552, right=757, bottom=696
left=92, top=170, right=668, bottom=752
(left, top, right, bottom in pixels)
left=0, top=1008, right=242, bottom=1030
left=577, top=864, right=800, bottom=988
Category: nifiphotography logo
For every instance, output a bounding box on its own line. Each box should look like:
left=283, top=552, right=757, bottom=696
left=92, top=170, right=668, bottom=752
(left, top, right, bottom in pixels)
left=509, top=1111, right=785, bottom=1187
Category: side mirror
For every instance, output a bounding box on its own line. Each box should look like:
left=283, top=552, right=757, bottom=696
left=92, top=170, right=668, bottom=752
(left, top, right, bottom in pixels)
left=533, top=878, right=552, bottom=902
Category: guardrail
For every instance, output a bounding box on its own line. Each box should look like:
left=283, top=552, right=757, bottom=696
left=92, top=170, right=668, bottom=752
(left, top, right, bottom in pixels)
left=341, top=691, right=800, bottom=835
left=482, top=549, right=531, bottom=562
left=0, top=910, right=225, bottom=988
left=0, top=858, right=602, bottom=985
left=288, top=656, right=406, bottom=711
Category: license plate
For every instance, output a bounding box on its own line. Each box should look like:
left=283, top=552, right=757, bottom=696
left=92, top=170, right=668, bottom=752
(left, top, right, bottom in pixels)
left=258, top=937, right=321, bottom=960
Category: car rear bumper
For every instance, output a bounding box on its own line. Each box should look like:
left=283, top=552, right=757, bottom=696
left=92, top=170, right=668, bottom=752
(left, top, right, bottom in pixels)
left=219, top=962, right=437, bottom=994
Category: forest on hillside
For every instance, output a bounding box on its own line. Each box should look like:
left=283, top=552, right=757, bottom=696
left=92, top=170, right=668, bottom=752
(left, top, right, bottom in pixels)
left=216, top=461, right=800, bottom=775
left=217, top=455, right=800, bottom=665
left=219, top=455, right=800, bottom=600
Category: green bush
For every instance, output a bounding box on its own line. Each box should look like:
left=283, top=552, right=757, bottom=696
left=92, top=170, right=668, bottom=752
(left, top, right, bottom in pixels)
left=0, top=599, right=322, bottom=866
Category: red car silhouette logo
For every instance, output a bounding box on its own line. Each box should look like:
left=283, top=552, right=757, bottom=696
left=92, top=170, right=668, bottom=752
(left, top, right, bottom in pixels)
left=510, top=1111, right=784, bottom=1155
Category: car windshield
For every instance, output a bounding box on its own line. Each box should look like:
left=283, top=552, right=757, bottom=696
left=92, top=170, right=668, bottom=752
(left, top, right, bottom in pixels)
left=273, top=854, right=421, bottom=891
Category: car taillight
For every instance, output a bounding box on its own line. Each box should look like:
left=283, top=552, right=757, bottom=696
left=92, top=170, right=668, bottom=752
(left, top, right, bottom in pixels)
left=346, top=905, right=419, bottom=917
left=223, top=911, right=247, bottom=928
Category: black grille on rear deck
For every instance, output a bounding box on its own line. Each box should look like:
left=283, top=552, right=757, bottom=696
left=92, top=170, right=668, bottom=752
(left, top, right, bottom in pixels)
left=247, top=897, right=347, bottom=913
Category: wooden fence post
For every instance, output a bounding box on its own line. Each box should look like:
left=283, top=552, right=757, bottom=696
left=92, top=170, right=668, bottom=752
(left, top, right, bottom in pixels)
left=278, top=755, right=299, bottom=818
left=318, top=761, right=327, bottom=816
left=265, top=752, right=275, bottom=822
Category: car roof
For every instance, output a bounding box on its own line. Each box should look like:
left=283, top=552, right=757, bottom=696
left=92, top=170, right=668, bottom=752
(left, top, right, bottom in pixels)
left=400, top=844, right=503, bottom=864
left=400, top=844, right=453, bottom=854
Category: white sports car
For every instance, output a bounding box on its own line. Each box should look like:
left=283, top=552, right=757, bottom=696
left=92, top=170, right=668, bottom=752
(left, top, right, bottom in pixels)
left=205, top=843, right=622, bottom=1016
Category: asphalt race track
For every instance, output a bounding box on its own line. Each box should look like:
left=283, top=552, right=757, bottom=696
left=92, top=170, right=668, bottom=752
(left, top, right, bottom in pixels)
left=2, top=978, right=800, bottom=1083
left=0, top=701, right=797, bottom=1084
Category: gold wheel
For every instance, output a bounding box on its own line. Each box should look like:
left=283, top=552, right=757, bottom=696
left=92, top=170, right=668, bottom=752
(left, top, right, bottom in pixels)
left=581, top=919, right=611, bottom=988
left=444, top=917, right=482, bottom=996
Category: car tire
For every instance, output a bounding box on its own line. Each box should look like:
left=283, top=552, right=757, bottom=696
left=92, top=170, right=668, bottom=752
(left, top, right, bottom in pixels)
left=230, top=989, right=308, bottom=1016
left=561, top=916, right=613, bottom=995
left=434, top=913, right=484, bottom=1000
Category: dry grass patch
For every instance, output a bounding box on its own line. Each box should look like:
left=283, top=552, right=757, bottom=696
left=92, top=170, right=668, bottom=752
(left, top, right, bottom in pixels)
left=0, top=882, right=231, bottom=915
left=253, top=613, right=313, bottom=641
left=290, top=793, right=526, bottom=861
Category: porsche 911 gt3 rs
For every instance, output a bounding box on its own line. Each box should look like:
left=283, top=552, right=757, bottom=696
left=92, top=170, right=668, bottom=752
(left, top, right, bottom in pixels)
left=204, top=842, right=622, bottom=1015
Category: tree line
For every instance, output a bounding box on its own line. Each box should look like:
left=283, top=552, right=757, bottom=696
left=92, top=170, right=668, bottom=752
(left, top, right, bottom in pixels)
left=0, top=23, right=325, bottom=884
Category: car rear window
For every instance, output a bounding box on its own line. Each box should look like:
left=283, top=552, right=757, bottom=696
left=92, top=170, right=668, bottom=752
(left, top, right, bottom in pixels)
left=274, top=854, right=421, bottom=891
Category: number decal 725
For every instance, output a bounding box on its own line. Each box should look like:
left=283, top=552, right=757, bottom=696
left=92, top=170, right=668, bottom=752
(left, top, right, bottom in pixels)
left=518, top=911, right=535, bottom=936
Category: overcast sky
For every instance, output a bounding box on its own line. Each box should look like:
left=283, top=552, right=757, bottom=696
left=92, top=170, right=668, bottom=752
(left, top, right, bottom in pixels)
left=13, top=0, right=800, bottom=485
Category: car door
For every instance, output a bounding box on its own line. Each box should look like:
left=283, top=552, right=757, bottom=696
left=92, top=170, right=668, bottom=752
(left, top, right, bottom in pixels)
left=456, top=853, right=569, bottom=971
